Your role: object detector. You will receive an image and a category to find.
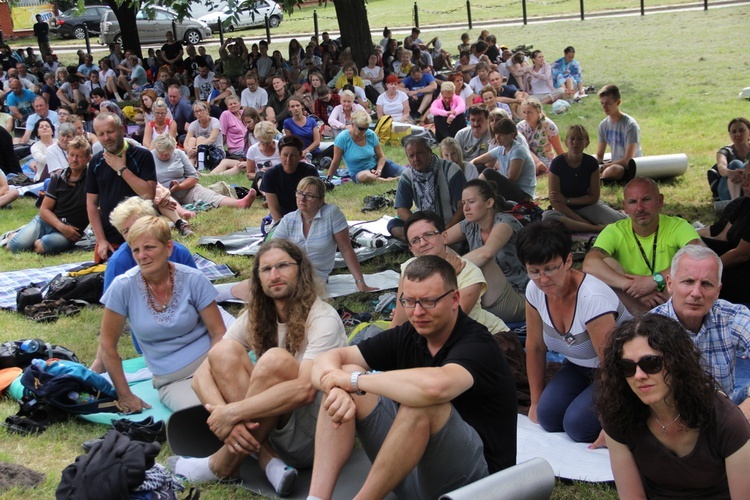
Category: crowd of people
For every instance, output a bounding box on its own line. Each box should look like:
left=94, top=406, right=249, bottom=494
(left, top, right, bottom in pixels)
left=0, top=23, right=748, bottom=500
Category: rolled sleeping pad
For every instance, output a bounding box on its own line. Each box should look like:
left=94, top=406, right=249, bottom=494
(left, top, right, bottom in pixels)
left=439, top=457, right=555, bottom=500
left=626, top=154, right=688, bottom=181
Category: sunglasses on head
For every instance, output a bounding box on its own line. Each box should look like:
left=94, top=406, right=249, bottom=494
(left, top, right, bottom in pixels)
left=617, top=355, right=663, bottom=377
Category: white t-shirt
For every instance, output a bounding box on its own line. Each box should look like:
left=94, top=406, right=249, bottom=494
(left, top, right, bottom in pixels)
left=376, top=90, right=408, bottom=118
left=246, top=140, right=280, bottom=171
left=193, top=72, right=214, bottom=101
left=241, top=87, right=269, bottom=110
left=225, top=297, right=347, bottom=362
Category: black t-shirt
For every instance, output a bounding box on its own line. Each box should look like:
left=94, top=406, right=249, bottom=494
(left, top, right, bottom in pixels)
left=261, top=162, right=319, bottom=217
left=358, top=310, right=518, bottom=473
left=726, top=197, right=750, bottom=247
left=161, top=41, right=184, bottom=65
left=0, top=127, right=21, bottom=175
left=549, top=152, right=599, bottom=204
left=485, top=45, right=500, bottom=64
left=46, top=168, right=89, bottom=234
left=85, top=144, right=156, bottom=245
left=184, top=55, right=207, bottom=80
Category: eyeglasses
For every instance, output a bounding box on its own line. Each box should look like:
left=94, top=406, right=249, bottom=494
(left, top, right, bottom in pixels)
left=295, top=190, right=321, bottom=201
left=617, top=355, right=664, bottom=378
left=408, top=230, right=441, bottom=247
left=356, top=126, right=369, bottom=132
left=259, top=261, right=299, bottom=275
left=527, top=262, right=563, bottom=280
left=399, top=289, right=454, bottom=309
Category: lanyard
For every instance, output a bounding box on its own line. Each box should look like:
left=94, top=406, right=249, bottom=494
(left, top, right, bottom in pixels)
left=633, top=226, right=658, bottom=275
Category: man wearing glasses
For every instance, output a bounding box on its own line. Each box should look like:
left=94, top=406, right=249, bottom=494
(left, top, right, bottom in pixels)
left=170, top=239, right=347, bottom=495
left=307, top=254, right=517, bottom=499
left=651, top=245, right=750, bottom=422
left=389, top=135, right=466, bottom=243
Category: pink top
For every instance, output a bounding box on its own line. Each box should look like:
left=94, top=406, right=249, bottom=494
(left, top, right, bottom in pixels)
left=429, top=94, right=466, bottom=117
left=219, top=110, right=245, bottom=154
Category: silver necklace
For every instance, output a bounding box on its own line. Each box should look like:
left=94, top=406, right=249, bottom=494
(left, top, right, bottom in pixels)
left=651, top=412, right=681, bottom=434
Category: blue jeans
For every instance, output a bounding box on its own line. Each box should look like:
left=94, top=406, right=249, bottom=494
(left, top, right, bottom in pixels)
left=352, top=159, right=405, bottom=183
left=7, top=215, right=74, bottom=254
left=717, top=159, right=745, bottom=201
left=537, top=361, right=601, bottom=443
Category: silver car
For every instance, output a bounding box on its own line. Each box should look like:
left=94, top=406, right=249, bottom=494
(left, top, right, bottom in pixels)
left=198, top=0, right=283, bottom=33
left=99, top=7, right=212, bottom=45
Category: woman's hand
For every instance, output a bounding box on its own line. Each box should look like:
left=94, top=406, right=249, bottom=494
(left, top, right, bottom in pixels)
left=356, top=280, right=378, bottom=293
left=528, top=403, right=538, bottom=424
left=548, top=191, right=566, bottom=205
left=728, top=169, right=744, bottom=184
left=117, top=392, right=151, bottom=414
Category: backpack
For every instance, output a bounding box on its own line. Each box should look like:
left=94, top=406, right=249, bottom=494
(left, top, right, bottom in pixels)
left=0, top=338, right=78, bottom=370
left=20, top=359, right=119, bottom=414
left=45, top=271, right=104, bottom=304
left=505, top=201, right=544, bottom=226
left=374, top=115, right=392, bottom=144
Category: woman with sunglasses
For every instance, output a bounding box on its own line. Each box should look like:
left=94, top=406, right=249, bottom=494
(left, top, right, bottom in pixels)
left=517, top=220, right=631, bottom=443
left=273, top=176, right=375, bottom=291
left=326, top=110, right=404, bottom=183
left=598, top=314, right=750, bottom=498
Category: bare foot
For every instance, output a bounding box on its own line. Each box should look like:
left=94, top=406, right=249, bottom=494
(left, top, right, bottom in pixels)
left=588, top=429, right=608, bottom=450
left=237, top=188, right=257, bottom=209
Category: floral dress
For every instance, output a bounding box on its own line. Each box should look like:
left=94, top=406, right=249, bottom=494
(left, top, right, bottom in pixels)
left=517, top=118, right=560, bottom=167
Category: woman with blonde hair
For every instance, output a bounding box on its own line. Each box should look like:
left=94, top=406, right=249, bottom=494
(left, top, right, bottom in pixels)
left=152, top=134, right=257, bottom=216
left=273, top=176, right=376, bottom=291
left=326, top=110, right=404, bottom=183
left=440, top=137, right=478, bottom=181
left=246, top=120, right=281, bottom=185
left=185, top=100, right=224, bottom=168
left=143, top=98, right=177, bottom=150
left=219, top=95, right=246, bottom=159
left=517, top=97, right=564, bottom=175
left=328, top=89, right=366, bottom=137
left=99, top=215, right=226, bottom=412
left=429, top=81, right=466, bottom=141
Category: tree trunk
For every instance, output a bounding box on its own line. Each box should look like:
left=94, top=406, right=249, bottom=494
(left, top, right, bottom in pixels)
left=103, top=0, right=143, bottom=59
left=331, top=0, right=373, bottom=71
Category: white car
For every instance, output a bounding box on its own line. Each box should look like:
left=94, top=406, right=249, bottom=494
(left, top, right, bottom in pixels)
left=198, top=0, right=283, bottom=33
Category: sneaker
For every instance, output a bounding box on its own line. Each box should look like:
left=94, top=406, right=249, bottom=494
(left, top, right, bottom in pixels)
left=175, top=219, right=194, bottom=237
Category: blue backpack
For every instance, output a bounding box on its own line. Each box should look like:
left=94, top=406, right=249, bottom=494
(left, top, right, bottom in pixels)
left=20, top=359, right=119, bottom=415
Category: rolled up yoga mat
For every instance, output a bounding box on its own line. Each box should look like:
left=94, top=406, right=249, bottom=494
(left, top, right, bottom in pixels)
left=439, top=457, right=555, bottom=500
left=626, top=154, right=688, bottom=180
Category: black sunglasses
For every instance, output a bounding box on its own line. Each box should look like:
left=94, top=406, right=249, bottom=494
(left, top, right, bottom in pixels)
left=617, top=355, right=663, bottom=378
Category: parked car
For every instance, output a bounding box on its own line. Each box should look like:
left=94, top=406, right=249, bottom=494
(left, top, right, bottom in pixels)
left=51, top=5, right=111, bottom=39
left=99, top=7, right=212, bottom=46
left=198, top=0, right=283, bottom=33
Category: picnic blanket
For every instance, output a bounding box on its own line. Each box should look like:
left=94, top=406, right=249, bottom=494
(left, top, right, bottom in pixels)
left=197, top=216, right=406, bottom=263
left=214, top=270, right=401, bottom=303
left=0, top=253, right=236, bottom=311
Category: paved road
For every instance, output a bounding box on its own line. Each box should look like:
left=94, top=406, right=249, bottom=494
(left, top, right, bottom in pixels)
left=35, top=0, right=750, bottom=55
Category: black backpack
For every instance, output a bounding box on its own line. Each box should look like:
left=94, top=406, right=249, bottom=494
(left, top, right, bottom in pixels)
left=45, top=272, right=104, bottom=304
left=0, top=339, right=78, bottom=370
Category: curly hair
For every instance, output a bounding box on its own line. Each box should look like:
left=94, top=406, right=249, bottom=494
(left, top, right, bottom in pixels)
left=246, top=239, right=322, bottom=357
left=596, top=314, right=717, bottom=440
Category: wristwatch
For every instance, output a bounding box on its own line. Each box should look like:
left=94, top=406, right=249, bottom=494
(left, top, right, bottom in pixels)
left=116, top=166, right=128, bottom=177
left=350, top=371, right=367, bottom=395
left=653, top=273, right=666, bottom=292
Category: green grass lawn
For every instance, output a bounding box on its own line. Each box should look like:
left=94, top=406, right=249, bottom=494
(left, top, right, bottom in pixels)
left=1, top=4, right=749, bottom=499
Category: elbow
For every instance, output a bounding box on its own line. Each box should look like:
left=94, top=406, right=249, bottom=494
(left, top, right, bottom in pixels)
left=423, top=375, right=456, bottom=402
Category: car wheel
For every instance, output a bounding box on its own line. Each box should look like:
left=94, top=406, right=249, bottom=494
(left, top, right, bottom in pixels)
left=268, top=15, right=281, bottom=28
left=226, top=24, right=234, bottom=32
left=184, top=29, right=202, bottom=45
left=73, top=25, right=86, bottom=39
left=114, top=34, right=123, bottom=45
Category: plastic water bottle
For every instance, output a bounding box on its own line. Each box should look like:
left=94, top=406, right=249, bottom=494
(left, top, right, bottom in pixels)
left=197, top=151, right=206, bottom=171
left=68, top=391, right=96, bottom=404
left=20, top=339, right=40, bottom=354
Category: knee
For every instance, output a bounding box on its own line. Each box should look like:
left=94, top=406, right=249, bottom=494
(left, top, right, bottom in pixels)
left=253, top=347, right=297, bottom=383
left=32, top=240, right=45, bottom=254
left=207, top=340, right=247, bottom=378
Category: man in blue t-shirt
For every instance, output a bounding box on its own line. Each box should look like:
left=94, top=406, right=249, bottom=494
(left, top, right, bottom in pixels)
left=6, top=78, right=36, bottom=124
left=399, top=65, right=437, bottom=120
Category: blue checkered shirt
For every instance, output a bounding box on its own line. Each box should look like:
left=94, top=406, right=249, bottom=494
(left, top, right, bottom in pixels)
left=652, top=298, right=750, bottom=393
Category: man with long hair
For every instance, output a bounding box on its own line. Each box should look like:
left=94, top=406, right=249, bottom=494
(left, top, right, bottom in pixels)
left=169, top=239, right=346, bottom=496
